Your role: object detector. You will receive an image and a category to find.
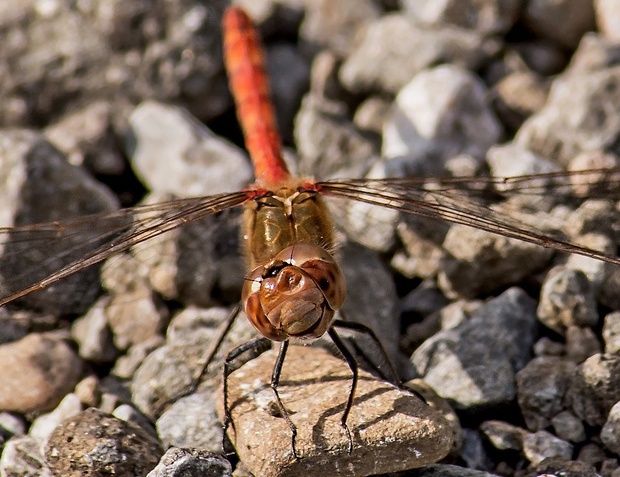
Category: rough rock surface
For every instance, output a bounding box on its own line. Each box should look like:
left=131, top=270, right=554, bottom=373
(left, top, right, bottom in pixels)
left=224, top=345, right=454, bottom=477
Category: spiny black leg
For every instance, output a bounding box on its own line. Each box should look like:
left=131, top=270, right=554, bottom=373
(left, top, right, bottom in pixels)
left=154, top=304, right=242, bottom=416
left=333, top=318, right=401, bottom=385
left=270, top=340, right=300, bottom=459
left=223, top=336, right=272, bottom=455
left=191, top=304, right=242, bottom=393
left=328, top=327, right=357, bottom=454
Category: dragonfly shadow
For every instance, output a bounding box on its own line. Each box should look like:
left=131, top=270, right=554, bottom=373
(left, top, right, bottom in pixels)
left=309, top=381, right=394, bottom=450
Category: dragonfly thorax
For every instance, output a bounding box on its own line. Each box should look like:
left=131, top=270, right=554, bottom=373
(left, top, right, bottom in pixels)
left=242, top=185, right=337, bottom=268
left=241, top=185, right=346, bottom=341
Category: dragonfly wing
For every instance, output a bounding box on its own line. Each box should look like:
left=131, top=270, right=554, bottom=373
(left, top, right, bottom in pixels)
left=0, top=192, right=249, bottom=312
left=319, top=171, right=620, bottom=297
left=319, top=171, right=620, bottom=266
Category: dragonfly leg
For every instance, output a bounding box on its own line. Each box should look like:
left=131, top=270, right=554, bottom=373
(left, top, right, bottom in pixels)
left=191, top=304, right=242, bottom=393
left=332, top=318, right=401, bottom=386
left=223, top=336, right=273, bottom=455
left=270, top=340, right=301, bottom=459
left=332, top=319, right=433, bottom=405
left=153, top=304, right=242, bottom=416
left=327, top=327, right=357, bottom=454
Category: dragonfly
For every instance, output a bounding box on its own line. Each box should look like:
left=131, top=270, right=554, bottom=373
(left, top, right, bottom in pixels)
left=0, top=4, right=619, bottom=460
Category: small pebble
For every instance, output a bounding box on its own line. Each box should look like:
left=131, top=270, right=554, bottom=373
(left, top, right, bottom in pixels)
left=0, top=334, right=84, bottom=413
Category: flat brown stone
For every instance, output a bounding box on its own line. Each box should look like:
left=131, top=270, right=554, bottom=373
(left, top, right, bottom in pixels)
left=0, top=333, right=83, bottom=413
left=224, top=344, right=453, bottom=477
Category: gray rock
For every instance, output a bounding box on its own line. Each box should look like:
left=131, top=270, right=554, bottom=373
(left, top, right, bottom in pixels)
left=460, top=428, right=493, bottom=471
left=382, top=65, right=502, bottom=177
left=490, top=71, right=551, bottom=131
left=308, top=50, right=348, bottom=102
left=603, top=312, right=620, bottom=355
left=401, top=0, right=521, bottom=35
left=601, top=400, right=620, bottom=454
left=0, top=413, right=26, bottom=442
left=522, top=430, right=573, bottom=465
left=438, top=223, right=554, bottom=298
left=0, top=334, right=84, bottom=413
left=517, top=67, right=620, bottom=167
left=128, top=101, right=253, bottom=197
left=391, top=214, right=449, bottom=280
left=332, top=162, right=401, bottom=253
left=408, top=465, right=502, bottom=477
left=147, top=448, right=232, bottom=477
left=0, top=308, right=30, bottom=345
left=0, top=130, right=118, bottom=314
left=339, top=14, right=499, bottom=95
left=569, top=353, right=620, bottom=426
left=486, top=142, right=561, bottom=182
left=551, top=411, right=586, bottom=443
left=480, top=420, right=526, bottom=451
left=225, top=345, right=453, bottom=476
left=132, top=341, right=212, bottom=420
left=44, top=101, right=124, bottom=175
left=400, top=280, right=450, bottom=319
left=602, top=459, right=620, bottom=476
left=531, top=456, right=599, bottom=477
left=533, top=337, right=566, bottom=357
left=74, top=375, right=101, bottom=408
left=565, top=326, right=601, bottom=363
left=71, top=298, right=119, bottom=362
left=299, top=0, right=381, bottom=57
left=112, top=335, right=165, bottom=379
left=412, top=288, right=538, bottom=409
left=0, top=435, right=53, bottom=477
left=105, top=286, right=168, bottom=352
left=294, top=93, right=378, bottom=181
left=106, top=192, right=245, bottom=308
left=112, top=404, right=158, bottom=440
left=339, top=242, right=400, bottom=366
left=567, top=151, right=620, bottom=197
left=522, top=41, right=570, bottom=75
left=522, top=0, right=595, bottom=48
left=266, top=44, right=310, bottom=143
left=0, top=1, right=228, bottom=126
left=438, top=300, right=483, bottom=331
left=537, top=266, right=598, bottom=335
left=566, top=33, right=620, bottom=73
left=233, top=0, right=305, bottom=38
left=600, top=261, right=620, bottom=311
left=131, top=307, right=257, bottom=419
left=564, top=233, right=616, bottom=300
left=30, top=393, right=84, bottom=443
left=156, top=391, right=222, bottom=453
left=353, top=96, right=392, bottom=136
left=577, top=442, right=607, bottom=468
left=516, top=357, right=577, bottom=431
left=44, top=408, right=163, bottom=477
left=566, top=199, right=618, bottom=239
left=596, top=0, right=620, bottom=40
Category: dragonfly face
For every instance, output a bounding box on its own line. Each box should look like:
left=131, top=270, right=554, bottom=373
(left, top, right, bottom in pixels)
left=241, top=183, right=346, bottom=341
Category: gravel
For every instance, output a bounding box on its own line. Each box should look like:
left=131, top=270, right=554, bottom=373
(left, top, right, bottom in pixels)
left=0, top=1, right=619, bottom=476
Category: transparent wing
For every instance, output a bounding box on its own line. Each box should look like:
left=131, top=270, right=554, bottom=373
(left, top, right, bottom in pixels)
left=317, top=167, right=620, bottom=266
left=0, top=191, right=250, bottom=310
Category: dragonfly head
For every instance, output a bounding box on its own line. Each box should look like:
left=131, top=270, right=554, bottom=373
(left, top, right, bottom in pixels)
left=242, top=244, right=346, bottom=341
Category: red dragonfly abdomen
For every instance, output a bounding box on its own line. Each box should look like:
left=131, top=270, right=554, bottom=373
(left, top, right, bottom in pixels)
left=222, top=7, right=290, bottom=187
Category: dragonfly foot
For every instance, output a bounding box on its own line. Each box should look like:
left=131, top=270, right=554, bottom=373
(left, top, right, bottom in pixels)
left=343, top=422, right=353, bottom=454
left=290, top=434, right=301, bottom=460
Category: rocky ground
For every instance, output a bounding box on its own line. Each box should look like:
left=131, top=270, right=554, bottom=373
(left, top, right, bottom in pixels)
left=0, top=0, right=619, bottom=476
